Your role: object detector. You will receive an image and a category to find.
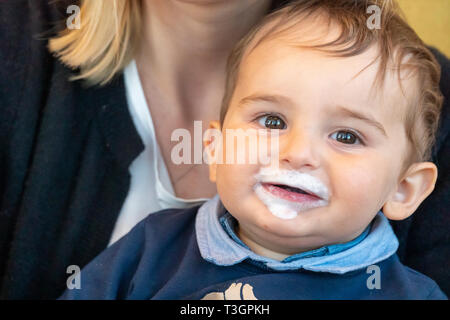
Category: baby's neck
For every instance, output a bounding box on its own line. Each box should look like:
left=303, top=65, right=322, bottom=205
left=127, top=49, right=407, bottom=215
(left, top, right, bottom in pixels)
left=237, top=227, right=291, bottom=261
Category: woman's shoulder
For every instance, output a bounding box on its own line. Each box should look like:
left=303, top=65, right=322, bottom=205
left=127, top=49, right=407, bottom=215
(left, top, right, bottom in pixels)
left=0, top=0, right=71, bottom=123
left=0, top=0, right=69, bottom=74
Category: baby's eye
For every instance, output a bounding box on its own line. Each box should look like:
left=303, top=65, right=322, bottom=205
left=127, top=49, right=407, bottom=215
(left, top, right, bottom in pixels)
left=257, top=115, right=287, bottom=130
left=330, top=130, right=362, bottom=145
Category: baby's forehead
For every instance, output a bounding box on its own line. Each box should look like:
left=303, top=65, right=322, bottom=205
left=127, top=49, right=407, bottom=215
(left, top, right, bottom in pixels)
left=250, top=45, right=404, bottom=104
left=238, top=16, right=417, bottom=126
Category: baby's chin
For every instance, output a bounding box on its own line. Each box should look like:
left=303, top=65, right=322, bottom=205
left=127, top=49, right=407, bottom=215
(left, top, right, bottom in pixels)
left=237, top=211, right=340, bottom=256
left=234, top=197, right=328, bottom=239
left=251, top=199, right=377, bottom=248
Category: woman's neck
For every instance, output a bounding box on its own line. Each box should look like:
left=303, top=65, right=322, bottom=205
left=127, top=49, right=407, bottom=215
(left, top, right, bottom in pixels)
left=136, top=0, right=271, bottom=120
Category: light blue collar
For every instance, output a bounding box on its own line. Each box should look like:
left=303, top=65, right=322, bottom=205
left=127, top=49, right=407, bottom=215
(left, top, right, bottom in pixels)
left=219, top=212, right=371, bottom=261
left=195, top=195, right=399, bottom=274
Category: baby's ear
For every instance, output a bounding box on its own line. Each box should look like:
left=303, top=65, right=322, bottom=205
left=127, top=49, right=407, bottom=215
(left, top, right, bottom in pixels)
left=383, top=162, right=438, bottom=220
left=203, top=121, right=222, bottom=183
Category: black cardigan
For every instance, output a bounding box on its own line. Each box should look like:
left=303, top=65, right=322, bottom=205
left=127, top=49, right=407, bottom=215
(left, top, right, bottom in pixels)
left=0, top=1, right=449, bottom=299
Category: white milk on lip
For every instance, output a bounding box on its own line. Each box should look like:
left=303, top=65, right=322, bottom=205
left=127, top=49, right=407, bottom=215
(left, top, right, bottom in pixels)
left=253, top=166, right=329, bottom=220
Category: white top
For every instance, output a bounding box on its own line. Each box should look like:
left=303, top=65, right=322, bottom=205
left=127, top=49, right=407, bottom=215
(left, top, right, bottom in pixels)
left=108, top=60, right=210, bottom=245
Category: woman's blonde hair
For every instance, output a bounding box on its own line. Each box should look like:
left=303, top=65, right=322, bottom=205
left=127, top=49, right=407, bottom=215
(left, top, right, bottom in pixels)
left=48, top=0, right=142, bottom=86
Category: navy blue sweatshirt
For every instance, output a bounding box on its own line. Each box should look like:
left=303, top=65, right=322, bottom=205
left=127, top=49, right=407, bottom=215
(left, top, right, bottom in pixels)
left=60, top=206, right=446, bottom=300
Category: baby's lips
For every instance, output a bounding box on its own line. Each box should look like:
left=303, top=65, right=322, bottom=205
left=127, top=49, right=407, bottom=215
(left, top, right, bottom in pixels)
left=257, top=180, right=329, bottom=202
left=262, top=183, right=322, bottom=204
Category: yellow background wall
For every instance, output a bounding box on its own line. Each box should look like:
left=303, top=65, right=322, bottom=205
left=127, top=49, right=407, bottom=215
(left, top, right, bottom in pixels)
left=397, top=0, right=450, bottom=57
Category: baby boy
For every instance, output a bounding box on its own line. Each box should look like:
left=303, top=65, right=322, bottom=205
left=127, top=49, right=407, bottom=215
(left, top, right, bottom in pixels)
left=61, top=0, right=446, bottom=299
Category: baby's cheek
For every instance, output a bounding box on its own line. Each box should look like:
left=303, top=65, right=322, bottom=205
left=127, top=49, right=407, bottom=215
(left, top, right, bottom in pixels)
left=216, top=163, right=257, bottom=206
left=332, top=161, right=389, bottom=213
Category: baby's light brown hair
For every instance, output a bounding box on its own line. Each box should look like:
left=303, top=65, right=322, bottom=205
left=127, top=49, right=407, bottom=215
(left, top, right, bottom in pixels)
left=220, top=0, right=443, bottom=163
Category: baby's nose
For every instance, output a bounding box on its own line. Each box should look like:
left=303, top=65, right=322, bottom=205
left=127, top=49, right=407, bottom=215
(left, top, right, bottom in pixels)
left=278, top=129, right=321, bottom=170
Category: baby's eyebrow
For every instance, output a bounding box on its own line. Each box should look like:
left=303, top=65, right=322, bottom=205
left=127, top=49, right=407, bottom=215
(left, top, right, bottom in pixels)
left=238, top=94, right=294, bottom=107
left=335, top=106, right=387, bottom=137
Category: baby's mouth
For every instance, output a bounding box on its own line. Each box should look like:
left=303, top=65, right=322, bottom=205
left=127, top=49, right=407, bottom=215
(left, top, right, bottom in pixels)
left=253, top=167, right=329, bottom=219
left=261, top=182, right=323, bottom=203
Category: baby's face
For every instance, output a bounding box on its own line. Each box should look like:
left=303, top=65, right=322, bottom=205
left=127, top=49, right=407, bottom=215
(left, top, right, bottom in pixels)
left=211, top=39, right=412, bottom=256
